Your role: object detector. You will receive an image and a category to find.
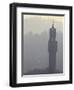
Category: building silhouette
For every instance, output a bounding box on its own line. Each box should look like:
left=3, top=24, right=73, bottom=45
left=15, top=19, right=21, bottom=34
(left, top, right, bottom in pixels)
left=48, top=24, right=57, bottom=73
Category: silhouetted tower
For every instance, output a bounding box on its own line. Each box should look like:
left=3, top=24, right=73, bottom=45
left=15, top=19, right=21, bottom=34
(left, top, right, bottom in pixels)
left=48, top=24, right=57, bottom=73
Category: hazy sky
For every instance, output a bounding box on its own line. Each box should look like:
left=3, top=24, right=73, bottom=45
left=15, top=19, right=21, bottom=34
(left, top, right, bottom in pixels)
left=23, top=15, right=64, bottom=34
left=22, top=14, right=64, bottom=74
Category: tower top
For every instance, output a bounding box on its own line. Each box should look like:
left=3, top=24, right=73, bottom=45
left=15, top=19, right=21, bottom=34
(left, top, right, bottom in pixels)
left=52, top=19, right=55, bottom=28
left=52, top=24, right=54, bottom=28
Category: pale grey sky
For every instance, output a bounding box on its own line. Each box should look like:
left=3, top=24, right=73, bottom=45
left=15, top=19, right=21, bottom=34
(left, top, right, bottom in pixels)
left=23, top=15, right=64, bottom=34
left=22, top=15, right=64, bottom=75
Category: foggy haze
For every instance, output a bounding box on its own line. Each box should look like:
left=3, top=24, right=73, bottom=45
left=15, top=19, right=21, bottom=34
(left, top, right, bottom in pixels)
left=22, top=15, right=63, bottom=75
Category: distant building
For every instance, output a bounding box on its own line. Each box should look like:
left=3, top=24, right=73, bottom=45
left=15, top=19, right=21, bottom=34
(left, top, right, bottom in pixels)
left=48, top=24, right=57, bottom=73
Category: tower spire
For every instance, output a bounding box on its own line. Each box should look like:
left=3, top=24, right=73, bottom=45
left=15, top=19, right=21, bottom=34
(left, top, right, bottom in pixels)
left=52, top=19, right=54, bottom=27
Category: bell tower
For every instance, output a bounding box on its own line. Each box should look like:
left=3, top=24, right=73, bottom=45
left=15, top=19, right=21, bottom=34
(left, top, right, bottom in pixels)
left=48, top=23, right=57, bottom=73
